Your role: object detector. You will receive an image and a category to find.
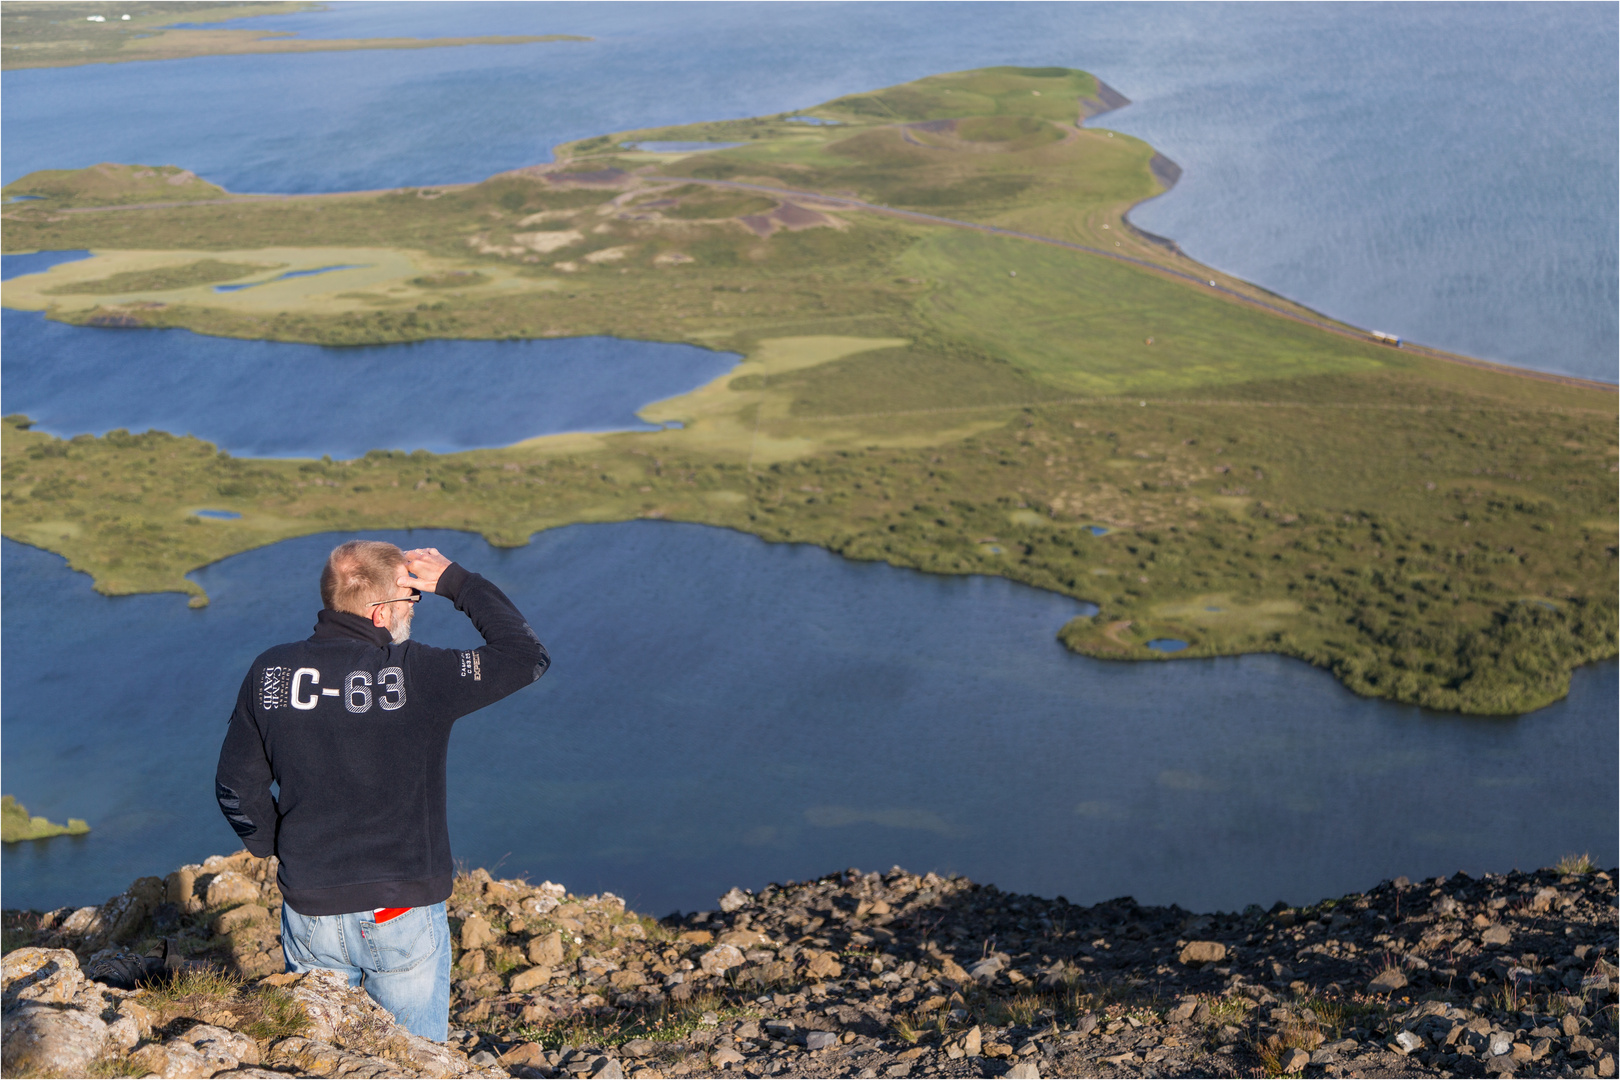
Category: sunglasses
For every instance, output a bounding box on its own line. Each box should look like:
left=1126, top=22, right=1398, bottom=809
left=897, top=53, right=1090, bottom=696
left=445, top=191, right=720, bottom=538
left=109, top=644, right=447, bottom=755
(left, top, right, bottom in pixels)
left=368, top=589, right=421, bottom=608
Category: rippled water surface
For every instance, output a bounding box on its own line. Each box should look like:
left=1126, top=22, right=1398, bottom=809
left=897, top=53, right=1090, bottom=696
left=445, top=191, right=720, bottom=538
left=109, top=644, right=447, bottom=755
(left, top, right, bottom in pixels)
left=0, top=310, right=735, bottom=457
left=3, top=527, right=1614, bottom=916
left=3, top=2, right=1614, bottom=379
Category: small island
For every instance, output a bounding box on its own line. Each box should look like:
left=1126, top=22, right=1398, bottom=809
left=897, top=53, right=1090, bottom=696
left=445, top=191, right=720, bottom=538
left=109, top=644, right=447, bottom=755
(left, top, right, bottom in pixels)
left=2, top=66, right=1615, bottom=715
left=1, top=794, right=89, bottom=843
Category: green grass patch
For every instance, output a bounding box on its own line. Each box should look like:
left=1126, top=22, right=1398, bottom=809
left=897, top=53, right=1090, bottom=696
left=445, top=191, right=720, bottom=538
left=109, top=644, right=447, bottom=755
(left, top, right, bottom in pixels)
left=45, top=259, right=271, bottom=294
left=1, top=794, right=89, bottom=842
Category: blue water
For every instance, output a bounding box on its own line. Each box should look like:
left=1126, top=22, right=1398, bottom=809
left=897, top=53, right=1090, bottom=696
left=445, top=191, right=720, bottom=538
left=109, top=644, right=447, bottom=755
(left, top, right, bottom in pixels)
left=2, top=251, right=91, bottom=281
left=1147, top=639, right=1188, bottom=653
left=2, top=2, right=1613, bottom=379
left=3, top=527, right=1613, bottom=916
left=192, top=510, right=242, bottom=520
left=212, top=265, right=364, bottom=292
left=0, top=310, right=737, bottom=457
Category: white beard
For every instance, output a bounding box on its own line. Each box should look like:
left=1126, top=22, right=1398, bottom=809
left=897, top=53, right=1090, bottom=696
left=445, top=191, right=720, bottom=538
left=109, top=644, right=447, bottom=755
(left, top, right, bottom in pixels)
left=389, top=610, right=413, bottom=644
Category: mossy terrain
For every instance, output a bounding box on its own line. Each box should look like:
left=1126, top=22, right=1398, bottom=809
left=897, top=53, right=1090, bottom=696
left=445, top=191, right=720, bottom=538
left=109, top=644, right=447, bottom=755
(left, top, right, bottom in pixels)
left=2, top=66, right=1615, bottom=714
left=1, top=794, right=89, bottom=843
left=4, top=163, right=227, bottom=208
left=0, top=1, right=587, bottom=71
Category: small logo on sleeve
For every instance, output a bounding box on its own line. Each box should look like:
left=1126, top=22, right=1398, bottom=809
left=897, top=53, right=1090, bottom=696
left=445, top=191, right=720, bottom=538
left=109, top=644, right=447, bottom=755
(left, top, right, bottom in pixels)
left=458, top=651, right=482, bottom=681
left=261, top=666, right=292, bottom=709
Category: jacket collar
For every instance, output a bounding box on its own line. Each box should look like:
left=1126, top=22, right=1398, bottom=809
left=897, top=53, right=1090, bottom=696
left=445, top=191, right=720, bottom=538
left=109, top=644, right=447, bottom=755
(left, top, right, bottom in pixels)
left=312, top=608, right=393, bottom=647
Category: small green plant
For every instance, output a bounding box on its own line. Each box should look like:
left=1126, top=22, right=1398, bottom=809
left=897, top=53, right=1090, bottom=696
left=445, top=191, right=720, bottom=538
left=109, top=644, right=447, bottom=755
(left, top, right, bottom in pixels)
left=236, top=984, right=310, bottom=1042
left=894, top=1016, right=921, bottom=1044
left=1555, top=853, right=1596, bottom=875
left=83, top=1051, right=150, bottom=1078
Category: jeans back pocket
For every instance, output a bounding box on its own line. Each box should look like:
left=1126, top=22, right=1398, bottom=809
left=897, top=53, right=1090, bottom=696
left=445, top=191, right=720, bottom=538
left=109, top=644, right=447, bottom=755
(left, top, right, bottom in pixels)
left=359, top=906, right=436, bottom=973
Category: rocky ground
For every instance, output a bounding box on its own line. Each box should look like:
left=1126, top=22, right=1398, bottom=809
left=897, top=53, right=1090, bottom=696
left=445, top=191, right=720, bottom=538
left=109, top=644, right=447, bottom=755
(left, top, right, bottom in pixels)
left=2, top=852, right=1615, bottom=1079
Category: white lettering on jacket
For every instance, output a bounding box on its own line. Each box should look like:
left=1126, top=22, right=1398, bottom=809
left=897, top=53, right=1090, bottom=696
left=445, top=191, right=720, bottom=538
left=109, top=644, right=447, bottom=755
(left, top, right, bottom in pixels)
left=290, top=667, right=321, bottom=710
left=284, top=667, right=406, bottom=714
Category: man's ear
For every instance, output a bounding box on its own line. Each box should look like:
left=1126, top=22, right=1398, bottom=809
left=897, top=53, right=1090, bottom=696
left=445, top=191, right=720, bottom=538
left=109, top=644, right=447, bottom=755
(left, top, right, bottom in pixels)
left=370, top=605, right=391, bottom=629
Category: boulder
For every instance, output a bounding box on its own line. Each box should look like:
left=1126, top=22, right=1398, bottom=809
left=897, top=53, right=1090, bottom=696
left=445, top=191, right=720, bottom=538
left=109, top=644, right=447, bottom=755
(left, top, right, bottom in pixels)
left=460, top=913, right=494, bottom=950
left=1, top=1001, right=111, bottom=1078
left=206, top=870, right=261, bottom=909
left=1, top=947, right=86, bottom=1006
left=1368, top=967, right=1408, bottom=994
left=701, top=944, right=745, bottom=975
left=510, top=965, right=551, bottom=993
left=214, top=902, right=271, bottom=934
left=803, top=950, right=843, bottom=979
left=527, top=929, right=565, bottom=967
left=1178, top=941, right=1227, bottom=966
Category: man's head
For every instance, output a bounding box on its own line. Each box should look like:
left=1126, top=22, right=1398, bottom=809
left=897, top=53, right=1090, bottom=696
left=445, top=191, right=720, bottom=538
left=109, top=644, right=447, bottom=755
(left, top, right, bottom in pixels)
left=321, top=540, right=417, bottom=643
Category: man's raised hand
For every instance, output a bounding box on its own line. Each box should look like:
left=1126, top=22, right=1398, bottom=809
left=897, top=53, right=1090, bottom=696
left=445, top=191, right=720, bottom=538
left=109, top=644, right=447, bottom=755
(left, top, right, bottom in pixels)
left=399, top=548, right=453, bottom=594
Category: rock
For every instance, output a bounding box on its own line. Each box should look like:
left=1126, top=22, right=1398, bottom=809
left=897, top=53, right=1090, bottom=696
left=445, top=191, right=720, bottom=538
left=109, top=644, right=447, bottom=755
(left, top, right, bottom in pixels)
left=1481, top=924, right=1512, bottom=947
left=1165, top=997, right=1199, bottom=1023
left=1564, top=1014, right=1583, bottom=1036
left=806, top=1030, right=837, bottom=1051
left=718, top=928, right=767, bottom=948
left=938, top=957, right=970, bottom=982
left=1368, top=967, right=1408, bottom=994
left=130, top=1037, right=219, bottom=1079
left=804, top=951, right=843, bottom=979
left=214, top=902, right=271, bottom=934
left=1391, top=1030, right=1424, bottom=1054
left=500, top=1041, right=547, bottom=1067
left=460, top=913, right=494, bottom=950
left=179, top=1022, right=260, bottom=1066
left=1530, top=887, right=1560, bottom=912
left=166, top=866, right=203, bottom=913
left=205, top=870, right=261, bottom=908
left=967, top=956, right=1004, bottom=982
left=268, top=1035, right=401, bottom=1077
left=712, top=1046, right=745, bottom=1067
left=1004, top=1063, right=1040, bottom=1080
left=718, top=887, right=750, bottom=912
left=1280, top=1047, right=1311, bottom=1073
left=961, top=1025, right=982, bottom=1057
left=621, top=1038, right=657, bottom=1058
left=701, top=943, right=745, bottom=975
left=1, top=947, right=86, bottom=1006
left=528, top=929, right=565, bottom=967
left=1, top=1000, right=111, bottom=1077
left=510, top=966, right=551, bottom=993
left=1178, top=941, right=1227, bottom=965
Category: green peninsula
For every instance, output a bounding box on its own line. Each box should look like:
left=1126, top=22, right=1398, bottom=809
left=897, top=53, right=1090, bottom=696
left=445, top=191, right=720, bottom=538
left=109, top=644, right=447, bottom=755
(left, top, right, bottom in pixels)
left=1, top=795, right=89, bottom=843
left=3, top=66, right=1615, bottom=715
left=1, top=2, right=586, bottom=71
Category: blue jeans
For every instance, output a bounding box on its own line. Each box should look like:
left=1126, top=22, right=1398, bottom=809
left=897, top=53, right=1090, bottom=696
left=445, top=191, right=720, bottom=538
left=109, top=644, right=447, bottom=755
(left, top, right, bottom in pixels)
left=280, top=901, right=451, bottom=1042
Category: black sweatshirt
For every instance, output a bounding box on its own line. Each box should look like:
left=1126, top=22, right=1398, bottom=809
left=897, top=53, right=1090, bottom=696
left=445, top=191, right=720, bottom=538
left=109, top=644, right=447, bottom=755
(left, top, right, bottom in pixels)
left=215, top=563, right=548, bottom=916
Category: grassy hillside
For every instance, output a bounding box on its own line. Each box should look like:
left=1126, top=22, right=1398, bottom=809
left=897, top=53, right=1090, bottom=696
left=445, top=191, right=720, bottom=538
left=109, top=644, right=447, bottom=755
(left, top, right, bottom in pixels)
left=2, top=66, right=1614, bottom=714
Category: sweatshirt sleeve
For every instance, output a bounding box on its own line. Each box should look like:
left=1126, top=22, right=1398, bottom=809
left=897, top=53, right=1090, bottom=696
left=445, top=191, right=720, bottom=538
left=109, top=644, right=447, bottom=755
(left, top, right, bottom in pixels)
left=215, top=670, right=279, bottom=858
left=420, top=562, right=550, bottom=719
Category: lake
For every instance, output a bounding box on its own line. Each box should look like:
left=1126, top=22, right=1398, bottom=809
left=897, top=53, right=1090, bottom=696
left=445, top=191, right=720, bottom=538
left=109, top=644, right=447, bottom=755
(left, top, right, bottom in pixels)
left=2, top=2, right=1613, bottom=381
left=0, top=308, right=735, bottom=457
left=4, top=526, right=1614, bottom=917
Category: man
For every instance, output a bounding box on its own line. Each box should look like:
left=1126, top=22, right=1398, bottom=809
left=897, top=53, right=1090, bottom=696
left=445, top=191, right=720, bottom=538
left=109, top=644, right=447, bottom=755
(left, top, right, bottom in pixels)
left=215, top=541, right=548, bottom=1041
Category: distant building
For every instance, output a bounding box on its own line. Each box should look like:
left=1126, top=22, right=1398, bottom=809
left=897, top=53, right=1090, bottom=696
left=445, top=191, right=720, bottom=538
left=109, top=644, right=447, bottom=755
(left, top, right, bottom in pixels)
left=1371, top=330, right=1402, bottom=347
